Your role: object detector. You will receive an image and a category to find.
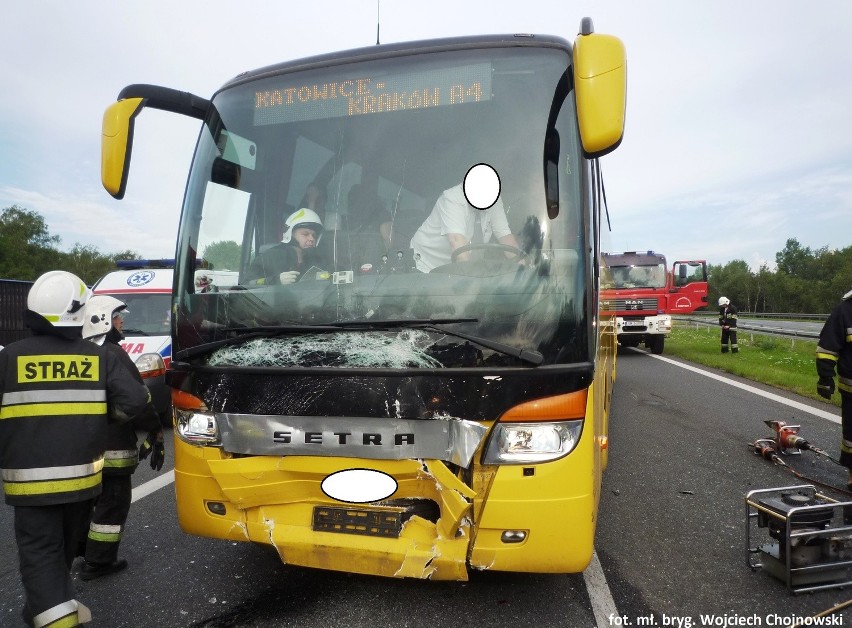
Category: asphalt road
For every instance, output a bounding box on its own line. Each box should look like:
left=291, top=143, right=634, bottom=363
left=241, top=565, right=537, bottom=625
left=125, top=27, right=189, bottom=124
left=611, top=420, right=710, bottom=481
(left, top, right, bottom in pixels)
left=0, top=350, right=848, bottom=627
left=597, top=349, right=848, bottom=624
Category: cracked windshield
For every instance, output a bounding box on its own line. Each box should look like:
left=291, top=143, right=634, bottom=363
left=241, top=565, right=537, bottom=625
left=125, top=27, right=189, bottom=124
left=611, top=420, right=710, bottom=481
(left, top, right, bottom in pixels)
left=176, top=46, right=590, bottom=368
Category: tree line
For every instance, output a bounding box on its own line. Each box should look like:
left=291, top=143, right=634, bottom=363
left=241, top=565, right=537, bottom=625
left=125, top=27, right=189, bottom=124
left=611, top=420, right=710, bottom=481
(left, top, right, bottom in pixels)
left=2, top=205, right=848, bottom=313
left=708, top=238, right=852, bottom=314
left=0, top=205, right=141, bottom=285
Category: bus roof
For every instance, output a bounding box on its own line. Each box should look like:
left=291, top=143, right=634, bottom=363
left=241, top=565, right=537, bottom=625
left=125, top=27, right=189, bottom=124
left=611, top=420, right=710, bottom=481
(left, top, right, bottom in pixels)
left=221, top=33, right=572, bottom=93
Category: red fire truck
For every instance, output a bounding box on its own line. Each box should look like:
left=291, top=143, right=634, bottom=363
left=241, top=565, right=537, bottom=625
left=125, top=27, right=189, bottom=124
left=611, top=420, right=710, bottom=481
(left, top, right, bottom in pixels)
left=601, top=251, right=707, bottom=354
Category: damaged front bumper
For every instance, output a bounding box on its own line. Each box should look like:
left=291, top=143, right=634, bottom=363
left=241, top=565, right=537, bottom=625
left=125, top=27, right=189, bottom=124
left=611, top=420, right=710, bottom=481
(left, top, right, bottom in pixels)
left=174, top=445, right=476, bottom=580
left=173, top=422, right=599, bottom=580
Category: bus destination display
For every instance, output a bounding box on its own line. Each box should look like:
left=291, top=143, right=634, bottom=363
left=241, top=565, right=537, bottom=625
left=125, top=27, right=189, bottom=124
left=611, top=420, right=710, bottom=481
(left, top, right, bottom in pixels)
left=254, top=62, right=492, bottom=125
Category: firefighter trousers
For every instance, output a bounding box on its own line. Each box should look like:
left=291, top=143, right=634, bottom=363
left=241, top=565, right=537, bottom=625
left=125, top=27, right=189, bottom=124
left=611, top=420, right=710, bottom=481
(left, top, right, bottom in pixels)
left=84, top=473, right=132, bottom=565
left=840, top=390, right=852, bottom=471
left=721, top=327, right=738, bottom=353
left=14, top=500, right=93, bottom=627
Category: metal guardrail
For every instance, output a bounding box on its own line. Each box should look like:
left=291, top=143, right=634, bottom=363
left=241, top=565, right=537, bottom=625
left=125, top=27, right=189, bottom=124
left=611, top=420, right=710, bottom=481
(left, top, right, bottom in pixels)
left=673, top=315, right=821, bottom=340
left=689, top=312, right=827, bottom=321
left=715, top=312, right=827, bottom=321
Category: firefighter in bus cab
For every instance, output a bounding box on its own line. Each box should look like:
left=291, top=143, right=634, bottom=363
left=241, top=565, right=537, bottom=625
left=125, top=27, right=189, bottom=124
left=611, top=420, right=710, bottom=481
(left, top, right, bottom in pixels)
left=246, top=208, right=325, bottom=285
left=718, top=296, right=738, bottom=353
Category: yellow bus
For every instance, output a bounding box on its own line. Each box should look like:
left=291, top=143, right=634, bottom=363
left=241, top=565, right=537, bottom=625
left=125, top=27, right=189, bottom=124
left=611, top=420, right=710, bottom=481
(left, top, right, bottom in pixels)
left=101, top=18, right=624, bottom=580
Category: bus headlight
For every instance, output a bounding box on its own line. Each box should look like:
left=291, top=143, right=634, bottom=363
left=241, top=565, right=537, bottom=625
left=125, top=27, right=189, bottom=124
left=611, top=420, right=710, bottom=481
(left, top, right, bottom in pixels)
left=175, top=409, right=221, bottom=446
left=482, top=421, right=583, bottom=464
left=135, top=352, right=166, bottom=379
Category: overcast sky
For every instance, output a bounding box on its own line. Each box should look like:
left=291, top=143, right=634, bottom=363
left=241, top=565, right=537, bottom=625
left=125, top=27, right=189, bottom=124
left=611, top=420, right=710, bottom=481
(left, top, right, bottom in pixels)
left=2, top=1, right=851, bottom=271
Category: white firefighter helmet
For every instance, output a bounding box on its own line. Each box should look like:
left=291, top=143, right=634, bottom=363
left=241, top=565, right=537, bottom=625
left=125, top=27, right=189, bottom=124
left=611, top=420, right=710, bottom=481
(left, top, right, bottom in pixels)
left=282, top=208, right=323, bottom=245
left=27, top=270, right=91, bottom=327
left=82, top=295, right=128, bottom=344
left=718, top=296, right=730, bottom=307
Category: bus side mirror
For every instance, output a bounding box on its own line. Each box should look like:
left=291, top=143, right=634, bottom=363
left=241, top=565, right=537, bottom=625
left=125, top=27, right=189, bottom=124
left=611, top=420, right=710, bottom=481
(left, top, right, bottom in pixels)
left=101, top=85, right=210, bottom=200
left=574, top=27, right=626, bottom=157
left=101, top=98, right=145, bottom=199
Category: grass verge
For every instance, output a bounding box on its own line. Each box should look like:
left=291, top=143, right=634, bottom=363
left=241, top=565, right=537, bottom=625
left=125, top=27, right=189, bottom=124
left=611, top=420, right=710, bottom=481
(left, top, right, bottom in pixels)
left=662, top=323, right=839, bottom=408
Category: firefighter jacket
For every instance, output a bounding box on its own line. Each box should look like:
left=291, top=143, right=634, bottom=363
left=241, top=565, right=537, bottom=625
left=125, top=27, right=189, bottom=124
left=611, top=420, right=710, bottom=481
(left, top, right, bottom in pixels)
left=102, top=341, right=161, bottom=476
left=0, top=333, right=150, bottom=506
left=719, top=304, right=738, bottom=328
left=816, top=296, right=852, bottom=393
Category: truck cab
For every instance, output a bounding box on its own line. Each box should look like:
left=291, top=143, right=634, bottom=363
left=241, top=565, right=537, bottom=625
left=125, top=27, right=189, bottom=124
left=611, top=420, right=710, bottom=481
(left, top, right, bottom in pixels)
left=601, top=251, right=707, bottom=354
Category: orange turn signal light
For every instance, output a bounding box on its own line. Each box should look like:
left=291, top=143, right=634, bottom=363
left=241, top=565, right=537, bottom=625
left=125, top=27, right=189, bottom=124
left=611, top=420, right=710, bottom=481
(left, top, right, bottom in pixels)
left=499, top=389, right=588, bottom=422
left=171, top=389, right=206, bottom=411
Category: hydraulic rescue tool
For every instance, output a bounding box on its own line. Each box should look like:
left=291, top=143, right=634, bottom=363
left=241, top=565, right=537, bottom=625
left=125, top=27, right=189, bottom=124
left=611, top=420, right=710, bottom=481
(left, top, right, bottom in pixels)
left=763, top=420, right=843, bottom=465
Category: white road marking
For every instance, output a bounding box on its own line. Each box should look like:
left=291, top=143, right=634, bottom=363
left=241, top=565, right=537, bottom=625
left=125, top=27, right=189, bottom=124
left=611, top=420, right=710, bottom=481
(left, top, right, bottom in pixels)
left=584, top=550, right=619, bottom=627
left=131, top=469, right=174, bottom=503
left=648, top=353, right=841, bottom=424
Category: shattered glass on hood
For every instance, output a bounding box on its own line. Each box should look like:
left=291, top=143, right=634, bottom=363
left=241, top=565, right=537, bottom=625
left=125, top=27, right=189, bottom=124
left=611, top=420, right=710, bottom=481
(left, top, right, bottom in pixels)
left=206, top=330, right=444, bottom=368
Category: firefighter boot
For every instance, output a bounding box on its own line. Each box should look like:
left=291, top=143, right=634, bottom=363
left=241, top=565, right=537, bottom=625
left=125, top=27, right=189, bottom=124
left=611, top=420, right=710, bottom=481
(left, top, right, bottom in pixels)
left=80, top=558, right=128, bottom=581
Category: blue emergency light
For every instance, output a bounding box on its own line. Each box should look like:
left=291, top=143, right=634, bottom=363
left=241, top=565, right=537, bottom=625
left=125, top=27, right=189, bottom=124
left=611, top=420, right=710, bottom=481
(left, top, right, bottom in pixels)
left=115, top=259, right=176, bottom=269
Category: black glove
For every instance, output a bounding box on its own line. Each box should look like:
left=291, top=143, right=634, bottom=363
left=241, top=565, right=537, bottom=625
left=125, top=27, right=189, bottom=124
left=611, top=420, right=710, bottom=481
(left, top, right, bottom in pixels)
left=139, top=430, right=165, bottom=471
left=817, top=377, right=835, bottom=400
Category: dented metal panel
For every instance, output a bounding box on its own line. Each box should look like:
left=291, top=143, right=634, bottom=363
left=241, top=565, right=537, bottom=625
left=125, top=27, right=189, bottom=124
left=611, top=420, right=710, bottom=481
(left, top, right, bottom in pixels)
left=194, top=454, right=477, bottom=579
left=218, top=413, right=488, bottom=466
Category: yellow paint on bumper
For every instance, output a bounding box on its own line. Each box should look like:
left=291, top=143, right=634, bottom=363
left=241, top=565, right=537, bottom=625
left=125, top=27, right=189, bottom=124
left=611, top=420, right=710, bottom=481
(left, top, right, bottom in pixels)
left=173, top=439, right=473, bottom=579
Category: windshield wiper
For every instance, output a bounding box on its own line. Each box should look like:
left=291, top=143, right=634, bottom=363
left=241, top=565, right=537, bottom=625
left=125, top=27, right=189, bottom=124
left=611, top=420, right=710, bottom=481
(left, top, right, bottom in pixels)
left=333, top=317, right=544, bottom=365
left=121, top=328, right=150, bottom=336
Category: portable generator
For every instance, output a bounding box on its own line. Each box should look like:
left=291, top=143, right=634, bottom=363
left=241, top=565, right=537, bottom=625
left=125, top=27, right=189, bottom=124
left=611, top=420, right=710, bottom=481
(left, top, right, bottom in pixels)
left=745, top=485, right=852, bottom=593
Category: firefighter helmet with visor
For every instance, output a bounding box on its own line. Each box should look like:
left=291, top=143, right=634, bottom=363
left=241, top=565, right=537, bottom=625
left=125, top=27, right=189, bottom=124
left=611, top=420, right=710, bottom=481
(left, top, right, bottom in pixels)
left=27, top=270, right=91, bottom=327
left=282, top=208, right=323, bottom=245
left=82, top=295, right=128, bottom=344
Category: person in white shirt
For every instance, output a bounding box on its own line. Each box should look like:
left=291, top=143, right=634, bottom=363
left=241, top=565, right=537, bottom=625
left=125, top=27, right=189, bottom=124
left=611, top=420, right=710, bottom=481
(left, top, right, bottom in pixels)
left=410, top=183, right=520, bottom=273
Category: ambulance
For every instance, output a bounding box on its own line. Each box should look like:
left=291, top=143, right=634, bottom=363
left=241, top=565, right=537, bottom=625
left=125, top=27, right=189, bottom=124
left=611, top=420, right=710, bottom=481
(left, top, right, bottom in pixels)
left=91, top=260, right=175, bottom=424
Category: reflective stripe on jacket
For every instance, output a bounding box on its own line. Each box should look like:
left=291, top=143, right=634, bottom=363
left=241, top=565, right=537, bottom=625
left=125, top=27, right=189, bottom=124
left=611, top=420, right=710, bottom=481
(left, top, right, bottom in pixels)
left=719, top=304, right=738, bottom=328
left=103, top=447, right=139, bottom=474
left=0, top=334, right=149, bottom=506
